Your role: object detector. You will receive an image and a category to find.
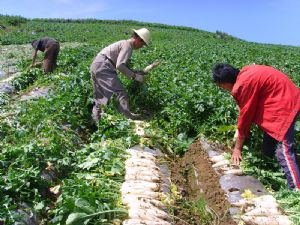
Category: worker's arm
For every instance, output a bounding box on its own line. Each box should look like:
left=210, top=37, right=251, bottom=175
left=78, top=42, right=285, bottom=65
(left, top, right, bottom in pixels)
left=233, top=86, right=259, bottom=139
left=31, top=49, right=38, bottom=67
left=232, top=135, right=246, bottom=165
left=116, top=42, right=145, bottom=81
left=117, top=63, right=136, bottom=79
left=231, top=79, right=260, bottom=164
left=117, top=64, right=145, bottom=83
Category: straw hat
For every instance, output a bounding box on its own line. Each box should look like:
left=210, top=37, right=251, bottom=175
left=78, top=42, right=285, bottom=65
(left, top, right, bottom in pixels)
left=132, top=28, right=150, bottom=46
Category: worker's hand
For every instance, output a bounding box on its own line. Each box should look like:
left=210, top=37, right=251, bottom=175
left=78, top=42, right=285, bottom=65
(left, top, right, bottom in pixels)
left=231, top=147, right=243, bottom=165
left=135, top=74, right=144, bottom=83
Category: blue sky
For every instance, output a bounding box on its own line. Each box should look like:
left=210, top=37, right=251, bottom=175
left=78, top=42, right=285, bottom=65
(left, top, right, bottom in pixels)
left=1, top=0, right=300, bottom=46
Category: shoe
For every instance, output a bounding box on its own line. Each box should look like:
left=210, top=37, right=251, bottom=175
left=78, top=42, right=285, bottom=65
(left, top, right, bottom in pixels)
left=92, top=105, right=101, bottom=123
left=127, top=112, right=142, bottom=120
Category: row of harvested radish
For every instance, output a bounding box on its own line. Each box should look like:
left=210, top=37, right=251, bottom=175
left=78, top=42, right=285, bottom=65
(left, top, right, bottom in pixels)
left=122, top=144, right=172, bottom=225
left=210, top=153, right=243, bottom=175
left=202, top=138, right=291, bottom=225
left=233, top=195, right=291, bottom=225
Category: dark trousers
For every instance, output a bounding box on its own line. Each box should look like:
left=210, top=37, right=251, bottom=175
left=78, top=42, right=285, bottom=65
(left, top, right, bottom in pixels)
left=262, top=113, right=300, bottom=190
left=43, top=41, right=60, bottom=73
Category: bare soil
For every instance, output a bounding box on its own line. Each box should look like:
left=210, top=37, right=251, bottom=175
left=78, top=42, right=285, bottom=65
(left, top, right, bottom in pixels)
left=170, top=141, right=236, bottom=225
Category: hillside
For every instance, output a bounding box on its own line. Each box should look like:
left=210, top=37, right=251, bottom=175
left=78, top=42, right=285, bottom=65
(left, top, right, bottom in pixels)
left=0, top=15, right=300, bottom=225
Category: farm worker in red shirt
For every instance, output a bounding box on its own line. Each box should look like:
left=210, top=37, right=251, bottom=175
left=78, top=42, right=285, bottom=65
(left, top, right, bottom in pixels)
left=212, top=63, right=300, bottom=191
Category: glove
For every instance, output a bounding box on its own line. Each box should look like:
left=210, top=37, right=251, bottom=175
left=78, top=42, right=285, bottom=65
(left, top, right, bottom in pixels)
left=135, top=74, right=144, bottom=83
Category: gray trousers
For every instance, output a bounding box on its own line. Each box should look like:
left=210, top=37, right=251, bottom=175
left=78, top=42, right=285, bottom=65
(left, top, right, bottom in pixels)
left=90, top=55, right=135, bottom=121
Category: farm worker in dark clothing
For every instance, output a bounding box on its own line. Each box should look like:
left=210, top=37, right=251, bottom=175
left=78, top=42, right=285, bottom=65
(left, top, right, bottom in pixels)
left=31, top=37, right=60, bottom=73
left=90, top=28, right=150, bottom=122
left=212, top=63, right=300, bottom=191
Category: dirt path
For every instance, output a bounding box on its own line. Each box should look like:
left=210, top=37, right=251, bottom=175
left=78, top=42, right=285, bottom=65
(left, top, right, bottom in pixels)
left=170, top=141, right=236, bottom=225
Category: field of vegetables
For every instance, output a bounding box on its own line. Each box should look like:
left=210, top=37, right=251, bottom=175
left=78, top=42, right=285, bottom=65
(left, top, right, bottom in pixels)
left=0, top=15, right=300, bottom=224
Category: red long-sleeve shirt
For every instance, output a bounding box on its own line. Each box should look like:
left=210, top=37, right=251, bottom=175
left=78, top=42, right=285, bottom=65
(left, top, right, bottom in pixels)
left=232, top=65, right=300, bottom=141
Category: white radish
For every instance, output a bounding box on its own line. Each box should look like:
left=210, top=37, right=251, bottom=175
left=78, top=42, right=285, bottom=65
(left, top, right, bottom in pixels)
left=125, top=155, right=157, bottom=163
left=123, top=144, right=170, bottom=224
left=125, top=158, right=157, bottom=167
left=233, top=129, right=239, bottom=142
left=122, top=187, right=155, bottom=195
left=210, top=154, right=225, bottom=163
left=126, top=201, right=163, bottom=211
left=125, top=164, right=160, bottom=173
left=125, top=166, right=160, bottom=175
left=244, top=207, right=281, bottom=216
left=141, top=198, right=166, bottom=209
left=121, top=185, right=159, bottom=194
left=223, top=169, right=243, bottom=175
left=241, top=215, right=291, bottom=225
left=126, top=150, right=157, bottom=160
left=123, top=219, right=171, bottom=225
left=123, top=197, right=166, bottom=209
left=122, top=193, right=161, bottom=204
left=125, top=165, right=160, bottom=173
left=231, top=199, right=248, bottom=207
left=143, top=147, right=163, bottom=156
left=250, top=195, right=279, bottom=208
left=252, top=195, right=276, bottom=202
left=125, top=168, right=161, bottom=178
left=122, top=187, right=161, bottom=196
left=127, top=147, right=161, bottom=157
left=212, top=160, right=230, bottom=168
left=220, top=166, right=230, bottom=171
left=128, top=207, right=169, bottom=220
left=143, top=61, right=161, bottom=73
left=122, top=181, right=160, bottom=192
left=49, top=185, right=61, bottom=195
left=135, top=127, right=145, bottom=136
left=125, top=174, right=161, bottom=182
left=122, top=195, right=139, bottom=205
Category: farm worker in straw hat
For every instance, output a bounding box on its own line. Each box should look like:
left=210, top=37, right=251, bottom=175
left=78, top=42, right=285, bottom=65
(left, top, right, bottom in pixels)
left=90, top=28, right=150, bottom=122
left=212, top=63, right=300, bottom=191
left=31, top=37, right=60, bottom=73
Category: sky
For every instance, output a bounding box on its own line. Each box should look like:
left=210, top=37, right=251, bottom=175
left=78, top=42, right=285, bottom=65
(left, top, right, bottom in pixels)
left=1, top=0, right=300, bottom=47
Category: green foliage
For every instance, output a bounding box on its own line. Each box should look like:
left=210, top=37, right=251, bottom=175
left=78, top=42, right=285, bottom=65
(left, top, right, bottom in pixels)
left=276, top=190, right=300, bottom=224
left=11, top=68, right=42, bottom=91
left=241, top=151, right=286, bottom=191
left=0, top=92, right=9, bottom=105
left=0, top=16, right=300, bottom=224
left=0, top=14, right=28, bottom=27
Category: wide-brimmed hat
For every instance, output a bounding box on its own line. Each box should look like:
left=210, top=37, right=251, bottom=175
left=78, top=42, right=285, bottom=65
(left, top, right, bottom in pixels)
left=132, top=28, right=150, bottom=46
